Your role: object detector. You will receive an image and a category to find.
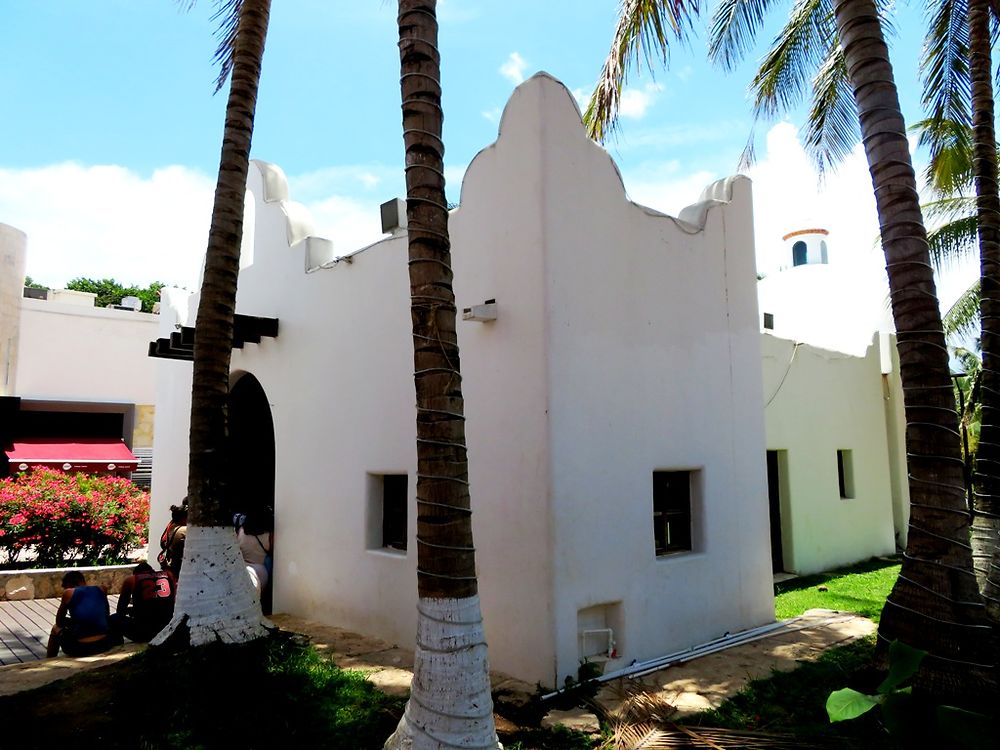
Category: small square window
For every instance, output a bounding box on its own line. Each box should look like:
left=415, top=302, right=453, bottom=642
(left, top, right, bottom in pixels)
left=653, top=471, right=693, bottom=555
left=368, top=474, right=408, bottom=552
left=837, top=450, right=855, bottom=499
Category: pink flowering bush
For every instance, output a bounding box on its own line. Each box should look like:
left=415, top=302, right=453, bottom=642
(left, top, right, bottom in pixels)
left=0, top=467, right=149, bottom=567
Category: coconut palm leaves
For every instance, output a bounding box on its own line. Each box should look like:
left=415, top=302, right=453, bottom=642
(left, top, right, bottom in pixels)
left=586, top=0, right=701, bottom=142
left=711, top=0, right=858, bottom=171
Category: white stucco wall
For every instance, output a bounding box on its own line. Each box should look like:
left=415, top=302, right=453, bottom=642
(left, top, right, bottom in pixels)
left=880, top=333, right=909, bottom=548
left=0, top=224, right=27, bottom=396
left=147, top=287, right=194, bottom=564
left=15, top=296, right=158, bottom=404
left=757, top=263, right=892, bottom=356
left=152, top=73, right=775, bottom=687
left=762, top=334, right=897, bottom=574
left=470, top=78, right=774, bottom=684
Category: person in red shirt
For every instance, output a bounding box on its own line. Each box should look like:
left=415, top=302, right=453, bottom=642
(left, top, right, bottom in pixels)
left=114, top=562, right=177, bottom=642
left=157, top=503, right=187, bottom=577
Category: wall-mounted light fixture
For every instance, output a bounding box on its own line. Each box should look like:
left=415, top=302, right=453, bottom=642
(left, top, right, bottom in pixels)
left=462, top=299, right=497, bottom=323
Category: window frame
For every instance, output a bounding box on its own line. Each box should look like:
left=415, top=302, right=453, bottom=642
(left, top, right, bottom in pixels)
left=837, top=450, right=855, bottom=499
left=652, top=470, right=695, bottom=557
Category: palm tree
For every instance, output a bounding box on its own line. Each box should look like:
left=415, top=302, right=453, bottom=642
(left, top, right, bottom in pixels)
left=587, top=0, right=993, bottom=703
left=919, top=0, right=1000, bottom=598
left=383, top=1, right=499, bottom=747
left=153, top=0, right=273, bottom=648
left=967, top=0, right=1000, bottom=614
left=712, top=0, right=1000, bottom=597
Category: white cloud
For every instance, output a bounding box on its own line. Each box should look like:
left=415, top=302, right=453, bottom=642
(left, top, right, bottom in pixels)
left=617, top=82, right=663, bottom=120
left=0, top=161, right=403, bottom=290
left=676, top=66, right=694, bottom=82
left=481, top=107, right=502, bottom=123
left=0, top=163, right=214, bottom=290
left=609, top=120, right=744, bottom=151
left=288, top=164, right=398, bottom=202
left=619, top=122, right=977, bottom=319
left=619, top=123, right=882, bottom=275
left=500, top=52, right=528, bottom=85
left=305, top=194, right=386, bottom=254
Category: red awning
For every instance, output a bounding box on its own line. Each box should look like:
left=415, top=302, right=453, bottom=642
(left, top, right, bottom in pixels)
left=4, top=438, right=139, bottom=471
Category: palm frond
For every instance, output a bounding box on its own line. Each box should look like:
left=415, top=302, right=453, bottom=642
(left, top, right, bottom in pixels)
left=873, top=0, right=898, bottom=36
left=801, top=41, right=859, bottom=174
left=738, top=124, right=759, bottom=171
left=953, top=343, right=983, bottom=375
left=944, top=280, right=982, bottom=340
left=914, top=117, right=974, bottom=196
left=927, top=212, right=979, bottom=269
left=210, top=0, right=244, bottom=93
left=919, top=0, right=972, bottom=186
left=586, top=0, right=702, bottom=142
left=745, top=0, right=830, bottom=122
left=924, top=194, right=977, bottom=222
left=708, top=0, right=781, bottom=71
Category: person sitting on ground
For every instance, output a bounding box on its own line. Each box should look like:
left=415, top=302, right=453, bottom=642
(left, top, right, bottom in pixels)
left=46, top=571, right=123, bottom=658
left=113, top=562, right=177, bottom=643
left=157, top=502, right=188, bottom=577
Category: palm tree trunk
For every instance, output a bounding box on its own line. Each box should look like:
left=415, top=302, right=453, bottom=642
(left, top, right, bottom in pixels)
left=384, top=2, right=499, bottom=747
left=153, top=0, right=273, bottom=648
left=833, top=0, right=995, bottom=703
left=969, top=0, right=1000, bottom=615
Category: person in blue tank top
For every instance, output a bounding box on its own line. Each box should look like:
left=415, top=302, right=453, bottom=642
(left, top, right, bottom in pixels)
left=46, top=571, right=123, bottom=657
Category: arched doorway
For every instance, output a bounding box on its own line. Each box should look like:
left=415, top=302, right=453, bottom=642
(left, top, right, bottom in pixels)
left=228, top=372, right=275, bottom=611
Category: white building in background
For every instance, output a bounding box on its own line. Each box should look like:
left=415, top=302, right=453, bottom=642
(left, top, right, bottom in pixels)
left=758, top=228, right=908, bottom=573
left=0, top=223, right=158, bottom=481
left=150, top=73, right=776, bottom=688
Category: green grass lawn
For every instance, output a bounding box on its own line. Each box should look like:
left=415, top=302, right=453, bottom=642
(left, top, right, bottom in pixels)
left=678, top=558, right=905, bottom=747
left=687, top=636, right=890, bottom=748
left=774, top=556, right=901, bottom=622
left=0, top=633, right=407, bottom=750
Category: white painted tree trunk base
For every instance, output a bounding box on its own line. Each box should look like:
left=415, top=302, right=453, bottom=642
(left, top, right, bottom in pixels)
left=384, top=595, right=500, bottom=750
left=151, top=525, right=272, bottom=647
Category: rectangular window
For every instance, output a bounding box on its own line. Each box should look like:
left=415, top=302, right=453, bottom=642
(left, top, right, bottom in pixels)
left=381, top=474, right=408, bottom=551
left=367, top=473, right=408, bottom=553
left=837, top=450, right=855, bottom=499
left=763, top=312, right=774, bottom=330
left=653, top=470, right=693, bottom=555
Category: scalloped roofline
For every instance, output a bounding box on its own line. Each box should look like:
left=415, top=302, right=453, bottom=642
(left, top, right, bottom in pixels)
left=457, top=71, right=748, bottom=234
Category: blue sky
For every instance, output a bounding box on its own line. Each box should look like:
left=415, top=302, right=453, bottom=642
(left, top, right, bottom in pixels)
left=0, top=1, right=970, bottom=307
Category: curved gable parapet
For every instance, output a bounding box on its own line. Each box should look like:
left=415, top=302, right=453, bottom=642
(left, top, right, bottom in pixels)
left=246, top=160, right=324, bottom=258
left=456, top=73, right=749, bottom=238
left=676, top=175, right=752, bottom=233
left=458, top=72, right=631, bottom=210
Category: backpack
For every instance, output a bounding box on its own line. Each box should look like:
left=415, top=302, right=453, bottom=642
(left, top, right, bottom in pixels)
left=157, top=522, right=181, bottom=570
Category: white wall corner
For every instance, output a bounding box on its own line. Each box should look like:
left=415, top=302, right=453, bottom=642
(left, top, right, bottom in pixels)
left=249, top=159, right=291, bottom=203
left=301, top=236, right=336, bottom=272
left=677, top=175, right=752, bottom=232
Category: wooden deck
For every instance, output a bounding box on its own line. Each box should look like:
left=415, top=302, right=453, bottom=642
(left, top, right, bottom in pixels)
left=0, top=596, right=118, bottom=666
